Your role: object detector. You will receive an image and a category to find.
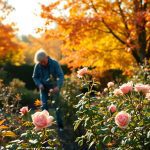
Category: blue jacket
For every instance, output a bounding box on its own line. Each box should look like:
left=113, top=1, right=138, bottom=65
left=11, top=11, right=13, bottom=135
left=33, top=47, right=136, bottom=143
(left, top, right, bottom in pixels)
left=32, top=57, right=64, bottom=89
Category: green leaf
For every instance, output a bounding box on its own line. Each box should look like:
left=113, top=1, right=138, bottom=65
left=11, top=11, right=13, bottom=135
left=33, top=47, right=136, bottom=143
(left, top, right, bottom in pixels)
left=29, top=139, right=38, bottom=144
left=147, top=131, right=150, bottom=138
left=74, top=119, right=82, bottom=130
left=103, top=136, right=111, bottom=144
left=84, top=117, right=90, bottom=127
left=21, top=133, right=28, bottom=137
left=78, top=139, right=83, bottom=146
left=89, top=141, right=95, bottom=149
left=111, top=127, right=116, bottom=134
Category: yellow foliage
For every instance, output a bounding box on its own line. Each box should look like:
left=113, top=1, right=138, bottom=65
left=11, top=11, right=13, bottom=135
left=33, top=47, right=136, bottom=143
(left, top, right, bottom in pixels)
left=0, top=119, right=6, bottom=126
left=0, top=125, right=8, bottom=130
left=41, top=0, right=150, bottom=77
left=23, top=121, right=33, bottom=127
left=0, top=0, right=25, bottom=65
left=34, top=99, right=42, bottom=107
left=0, top=119, right=17, bottom=138
left=2, top=131, right=17, bottom=137
left=61, top=33, right=135, bottom=73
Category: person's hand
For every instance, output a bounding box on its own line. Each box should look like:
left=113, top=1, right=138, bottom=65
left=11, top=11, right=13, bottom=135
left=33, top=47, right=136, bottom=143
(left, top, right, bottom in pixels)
left=49, top=89, right=54, bottom=93
left=39, top=84, right=44, bottom=90
left=52, top=86, right=59, bottom=93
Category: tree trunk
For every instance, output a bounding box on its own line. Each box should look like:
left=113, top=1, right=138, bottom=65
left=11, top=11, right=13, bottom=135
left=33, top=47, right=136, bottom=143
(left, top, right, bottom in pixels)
left=132, top=0, right=148, bottom=64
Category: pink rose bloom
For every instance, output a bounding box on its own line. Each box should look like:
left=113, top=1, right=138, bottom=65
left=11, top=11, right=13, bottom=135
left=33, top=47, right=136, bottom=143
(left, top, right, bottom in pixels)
left=115, top=111, right=131, bottom=129
left=32, top=110, right=54, bottom=131
left=119, top=81, right=133, bottom=94
left=113, top=89, right=123, bottom=96
left=77, top=67, right=88, bottom=78
left=104, top=88, right=108, bottom=92
left=146, top=93, right=150, bottom=100
left=108, top=104, right=116, bottom=113
left=20, top=106, right=29, bottom=115
left=107, top=82, right=114, bottom=88
left=134, top=84, right=150, bottom=94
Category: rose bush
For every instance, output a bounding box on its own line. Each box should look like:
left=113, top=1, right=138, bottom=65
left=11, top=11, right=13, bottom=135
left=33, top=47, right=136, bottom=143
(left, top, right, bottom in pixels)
left=0, top=63, right=149, bottom=149
left=1, top=108, right=61, bottom=149
left=74, top=68, right=150, bottom=149
left=0, top=80, right=62, bottom=149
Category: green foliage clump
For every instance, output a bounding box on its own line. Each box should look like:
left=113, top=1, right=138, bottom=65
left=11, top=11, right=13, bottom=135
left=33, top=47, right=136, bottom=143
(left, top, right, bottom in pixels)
left=73, top=70, right=150, bottom=149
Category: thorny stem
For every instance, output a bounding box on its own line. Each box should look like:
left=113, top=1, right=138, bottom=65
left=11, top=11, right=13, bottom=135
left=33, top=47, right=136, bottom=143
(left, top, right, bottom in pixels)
left=127, top=93, right=146, bottom=148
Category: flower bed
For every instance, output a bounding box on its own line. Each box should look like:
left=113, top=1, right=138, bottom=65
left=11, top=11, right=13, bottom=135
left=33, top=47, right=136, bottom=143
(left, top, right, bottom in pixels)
left=74, top=68, right=150, bottom=149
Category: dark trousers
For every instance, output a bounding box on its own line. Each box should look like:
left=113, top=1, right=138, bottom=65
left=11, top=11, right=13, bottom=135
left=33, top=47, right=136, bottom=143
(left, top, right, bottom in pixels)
left=40, top=89, right=63, bottom=128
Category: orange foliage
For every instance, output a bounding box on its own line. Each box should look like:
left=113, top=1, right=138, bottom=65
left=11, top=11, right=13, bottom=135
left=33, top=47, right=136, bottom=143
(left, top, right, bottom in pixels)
left=34, top=99, right=42, bottom=107
left=41, top=0, right=150, bottom=75
left=0, top=0, right=24, bottom=65
left=0, top=24, right=24, bottom=65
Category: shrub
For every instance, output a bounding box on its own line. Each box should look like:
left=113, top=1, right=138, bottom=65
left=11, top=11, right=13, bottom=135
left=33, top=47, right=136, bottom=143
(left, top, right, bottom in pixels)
left=131, top=63, right=150, bottom=84
left=9, top=78, right=39, bottom=107
left=0, top=80, right=61, bottom=149
left=0, top=69, right=8, bottom=81
left=0, top=80, right=21, bottom=113
left=9, top=78, right=26, bottom=88
left=74, top=68, right=150, bottom=149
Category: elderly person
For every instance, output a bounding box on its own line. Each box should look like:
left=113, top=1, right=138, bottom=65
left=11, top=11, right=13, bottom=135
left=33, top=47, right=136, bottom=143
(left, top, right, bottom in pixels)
left=32, top=49, right=64, bottom=130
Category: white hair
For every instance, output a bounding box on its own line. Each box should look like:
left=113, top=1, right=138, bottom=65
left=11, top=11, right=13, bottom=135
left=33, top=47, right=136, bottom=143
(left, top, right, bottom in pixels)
left=34, top=49, right=47, bottom=64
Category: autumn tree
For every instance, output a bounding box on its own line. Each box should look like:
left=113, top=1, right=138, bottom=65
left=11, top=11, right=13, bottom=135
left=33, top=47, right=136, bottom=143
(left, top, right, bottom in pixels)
left=41, top=0, right=150, bottom=75
left=0, top=0, right=24, bottom=65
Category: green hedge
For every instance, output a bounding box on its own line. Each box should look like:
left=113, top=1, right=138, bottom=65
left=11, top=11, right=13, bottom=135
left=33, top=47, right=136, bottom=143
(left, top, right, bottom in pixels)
left=0, top=63, right=71, bottom=90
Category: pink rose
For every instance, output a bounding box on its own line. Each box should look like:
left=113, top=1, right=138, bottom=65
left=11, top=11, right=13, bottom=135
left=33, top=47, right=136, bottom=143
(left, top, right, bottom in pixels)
left=32, top=110, right=54, bottom=131
left=107, top=82, right=114, bottom=88
left=104, top=88, right=108, bottom=92
left=20, top=106, right=29, bottom=115
left=108, top=104, right=116, bottom=113
left=134, top=84, right=150, bottom=94
left=115, top=111, right=131, bottom=129
left=113, top=89, right=123, bottom=96
left=119, top=81, right=133, bottom=94
left=77, top=67, right=88, bottom=78
left=146, top=93, right=150, bottom=100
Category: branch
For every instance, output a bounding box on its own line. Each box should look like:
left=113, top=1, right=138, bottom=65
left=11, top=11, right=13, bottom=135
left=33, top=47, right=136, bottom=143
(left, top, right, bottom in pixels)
left=90, top=0, right=126, bottom=45
left=102, top=19, right=126, bottom=44
left=133, top=0, right=140, bottom=12
left=90, top=0, right=98, bottom=14
left=86, top=27, right=111, bottom=33
left=116, top=0, right=129, bottom=37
